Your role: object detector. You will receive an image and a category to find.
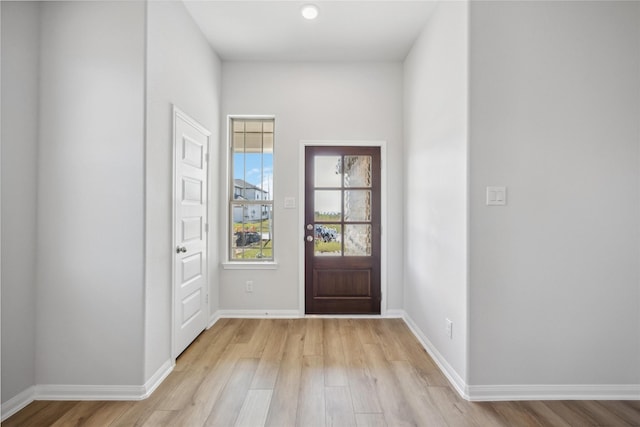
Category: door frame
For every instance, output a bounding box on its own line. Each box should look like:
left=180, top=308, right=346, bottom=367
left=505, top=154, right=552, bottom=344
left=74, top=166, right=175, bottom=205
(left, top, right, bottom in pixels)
left=171, top=106, right=211, bottom=359
left=298, top=140, right=388, bottom=316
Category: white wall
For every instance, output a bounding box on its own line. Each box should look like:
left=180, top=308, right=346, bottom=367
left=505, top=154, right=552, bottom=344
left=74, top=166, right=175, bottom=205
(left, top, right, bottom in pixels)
left=468, top=0, right=640, bottom=389
left=1, top=1, right=40, bottom=404
left=403, top=1, right=469, bottom=387
left=145, top=0, right=221, bottom=379
left=220, top=62, right=404, bottom=312
left=36, top=1, right=146, bottom=386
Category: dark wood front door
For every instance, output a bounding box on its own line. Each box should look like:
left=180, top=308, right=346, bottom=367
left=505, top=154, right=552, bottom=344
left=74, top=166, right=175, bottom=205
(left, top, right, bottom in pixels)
left=305, top=146, right=381, bottom=314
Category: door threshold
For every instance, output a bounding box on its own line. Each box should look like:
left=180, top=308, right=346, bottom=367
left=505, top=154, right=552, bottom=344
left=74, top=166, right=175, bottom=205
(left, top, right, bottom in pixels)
left=304, top=314, right=383, bottom=319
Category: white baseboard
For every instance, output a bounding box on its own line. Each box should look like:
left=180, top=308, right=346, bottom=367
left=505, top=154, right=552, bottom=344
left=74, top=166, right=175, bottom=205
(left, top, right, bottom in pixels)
left=1, top=386, right=36, bottom=422
left=1, top=361, right=174, bottom=422
left=36, top=384, right=147, bottom=401
left=141, top=359, right=174, bottom=399
left=384, top=309, right=405, bottom=318
left=36, top=359, right=174, bottom=402
left=467, top=384, right=640, bottom=401
left=214, top=309, right=302, bottom=319
left=208, top=310, right=222, bottom=328
left=212, top=309, right=405, bottom=321
left=400, top=311, right=640, bottom=402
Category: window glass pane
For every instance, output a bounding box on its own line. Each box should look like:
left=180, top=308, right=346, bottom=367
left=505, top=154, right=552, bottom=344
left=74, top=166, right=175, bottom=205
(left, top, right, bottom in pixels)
left=231, top=203, right=273, bottom=260
left=314, top=190, right=341, bottom=222
left=245, top=121, right=263, bottom=132
left=343, top=155, right=372, bottom=188
left=314, top=156, right=342, bottom=188
left=314, top=224, right=342, bottom=256
left=344, top=224, right=371, bottom=256
left=344, top=190, right=371, bottom=222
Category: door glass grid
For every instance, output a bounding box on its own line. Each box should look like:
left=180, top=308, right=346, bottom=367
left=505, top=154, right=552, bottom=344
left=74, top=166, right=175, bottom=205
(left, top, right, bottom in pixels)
left=313, top=155, right=372, bottom=257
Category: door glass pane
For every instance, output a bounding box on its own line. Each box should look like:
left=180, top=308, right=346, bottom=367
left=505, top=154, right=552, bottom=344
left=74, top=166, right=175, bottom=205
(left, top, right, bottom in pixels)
left=343, top=155, right=372, bottom=188
left=314, top=190, right=342, bottom=222
left=315, top=156, right=342, bottom=187
left=344, top=224, right=371, bottom=256
left=314, top=224, right=342, bottom=256
left=344, top=190, right=371, bottom=222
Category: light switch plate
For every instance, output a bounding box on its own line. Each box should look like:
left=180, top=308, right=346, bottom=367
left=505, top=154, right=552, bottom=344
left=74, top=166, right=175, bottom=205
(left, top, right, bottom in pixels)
left=486, top=186, right=507, bottom=206
left=284, top=196, right=296, bottom=209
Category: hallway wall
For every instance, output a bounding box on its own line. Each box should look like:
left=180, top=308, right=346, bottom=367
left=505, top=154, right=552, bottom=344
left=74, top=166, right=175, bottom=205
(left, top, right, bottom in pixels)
left=403, top=1, right=469, bottom=389
left=1, top=1, right=40, bottom=404
left=35, top=1, right=146, bottom=387
left=468, top=0, right=640, bottom=393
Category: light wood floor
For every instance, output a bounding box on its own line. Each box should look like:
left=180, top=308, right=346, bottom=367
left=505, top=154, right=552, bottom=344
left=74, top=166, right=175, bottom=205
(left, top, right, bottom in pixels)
left=3, top=318, right=639, bottom=426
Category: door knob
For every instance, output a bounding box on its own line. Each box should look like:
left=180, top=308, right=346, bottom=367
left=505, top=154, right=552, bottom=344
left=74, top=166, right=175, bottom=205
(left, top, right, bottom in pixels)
left=306, top=224, right=313, bottom=231
left=306, top=235, right=313, bottom=242
left=176, top=246, right=187, bottom=253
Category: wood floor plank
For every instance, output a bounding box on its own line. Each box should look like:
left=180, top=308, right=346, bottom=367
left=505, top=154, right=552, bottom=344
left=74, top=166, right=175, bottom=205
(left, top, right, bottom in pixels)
left=155, top=364, right=210, bottom=411
left=543, top=400, right=604, bottom=426
left=571, top=400, right=634, bottom=426
left=49, top=401, right=129, bottom=427
left=250, top=319, right=288, bottom=390
left=362, top=343, right=416, bottom=427
left=323, top=318, right=348, bottom=387
left=340, top=319, right=383, bottom=414
left=354, top=319, right=379, bottom=345
left=242, top=319, right=273, bottom=358
left=234, top=389, right=273, bottom=427
left=426, top=387, right=507, bottom=427
left=296, top=355, right=326, bottom=427
left=373, top=319, right=410, bottom=362
left=111, top=369, right=188, bottom=426
left=595, top=401, right=640, bottom=425
left=303, top=317, right=324, bottom=356
left=264, top=332, right=303, bottom=427
left=169, top=343, right=248, bottom=426
left=140, top=410, right=178, bottom=427
left=465, top=402, right=512, bottom=427
left=205, top=357, right=260, bottom=427
left=390, top=360, right=449, bottom=426
left=524, top=401, right=572, bottom=427
left=2, top=401, right=78, bottom=427
left=173, top=319, right=226, bottom=372
left=325, top=386, right=357, bottom=427
left=232, top=319, right=262, bottom=345
left=489, top=401, right=546, bottom=427
left=355, top=413, right=388, bottom=427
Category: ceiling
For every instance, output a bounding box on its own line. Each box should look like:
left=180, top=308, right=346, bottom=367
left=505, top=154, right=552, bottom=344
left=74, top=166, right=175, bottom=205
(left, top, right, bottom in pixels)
left=183, top=1, right=438, bottom=62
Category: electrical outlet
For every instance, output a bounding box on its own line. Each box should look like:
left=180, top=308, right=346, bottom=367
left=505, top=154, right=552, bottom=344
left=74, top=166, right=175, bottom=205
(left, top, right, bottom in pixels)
left=245, top=280, right=253, bottom=293
left=446, top=318, right=453, bottom=339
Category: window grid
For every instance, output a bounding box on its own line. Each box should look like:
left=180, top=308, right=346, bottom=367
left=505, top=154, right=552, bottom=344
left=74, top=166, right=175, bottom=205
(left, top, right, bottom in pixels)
left=229, top=118, right=274, bottom=261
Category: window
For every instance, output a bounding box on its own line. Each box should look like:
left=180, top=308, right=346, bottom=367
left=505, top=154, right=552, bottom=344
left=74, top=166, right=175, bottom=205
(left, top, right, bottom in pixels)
left=229, top=118, right=274, bottom=261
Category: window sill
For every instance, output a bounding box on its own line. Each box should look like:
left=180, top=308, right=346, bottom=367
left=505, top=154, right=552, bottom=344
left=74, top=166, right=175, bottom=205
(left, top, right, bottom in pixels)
left=222, top=261, right=279, bottom=270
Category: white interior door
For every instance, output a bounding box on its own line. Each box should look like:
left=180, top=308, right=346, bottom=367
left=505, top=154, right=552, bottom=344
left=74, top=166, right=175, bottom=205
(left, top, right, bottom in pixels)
left=173, top=108, right=210, bottom=358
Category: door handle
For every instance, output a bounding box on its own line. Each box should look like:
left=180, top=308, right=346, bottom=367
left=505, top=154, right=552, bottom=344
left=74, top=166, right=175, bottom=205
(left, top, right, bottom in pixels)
left=176, top=246, right=187, bottom=253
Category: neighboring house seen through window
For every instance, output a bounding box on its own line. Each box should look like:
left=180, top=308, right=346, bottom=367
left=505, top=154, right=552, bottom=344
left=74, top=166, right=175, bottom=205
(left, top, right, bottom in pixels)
left=230, top=118, right=274, bottom=261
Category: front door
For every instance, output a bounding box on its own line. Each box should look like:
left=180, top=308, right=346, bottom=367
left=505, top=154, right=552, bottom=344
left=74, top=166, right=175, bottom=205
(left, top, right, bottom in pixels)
left=173, top=108, right=210, bottom=357
left=304, top=146, right=381, bottom=314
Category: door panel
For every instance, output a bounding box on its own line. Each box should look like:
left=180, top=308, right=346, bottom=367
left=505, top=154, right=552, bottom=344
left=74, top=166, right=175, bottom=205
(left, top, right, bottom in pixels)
left=305, top=146, right=381, bottom=314
left=174, top=109, right=209, bottom=358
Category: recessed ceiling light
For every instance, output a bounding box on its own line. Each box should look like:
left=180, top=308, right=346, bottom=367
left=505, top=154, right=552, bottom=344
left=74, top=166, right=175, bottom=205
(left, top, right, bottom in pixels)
left=301, top=4, right=319, bottom=20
